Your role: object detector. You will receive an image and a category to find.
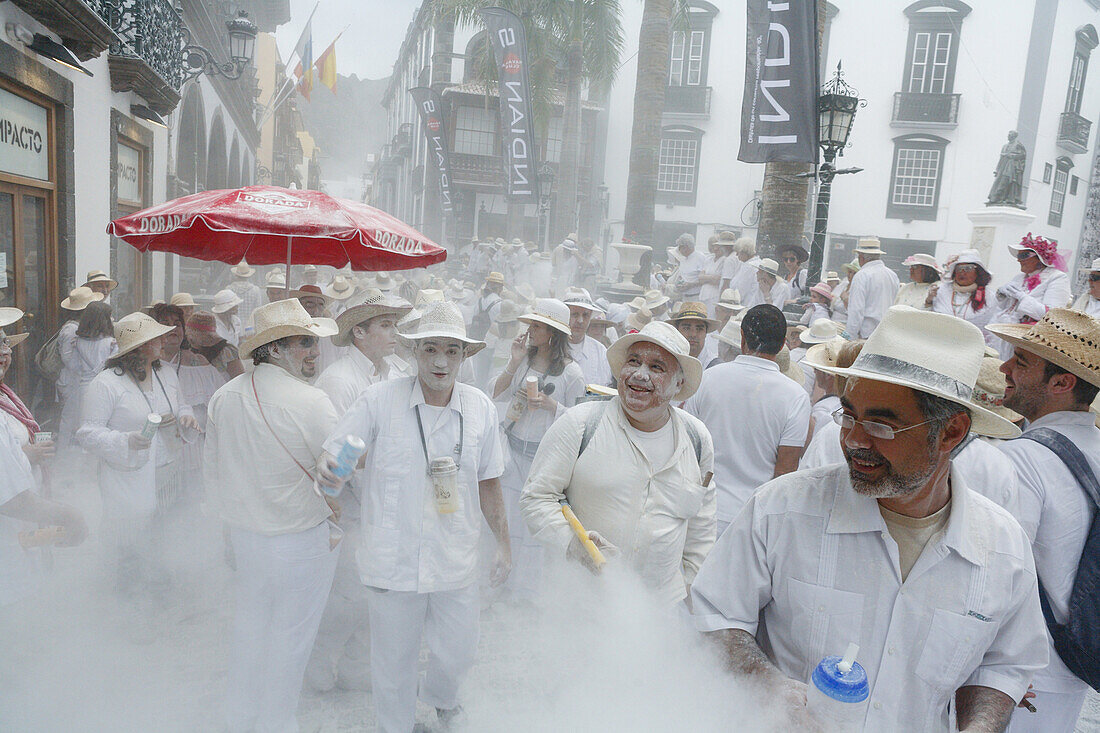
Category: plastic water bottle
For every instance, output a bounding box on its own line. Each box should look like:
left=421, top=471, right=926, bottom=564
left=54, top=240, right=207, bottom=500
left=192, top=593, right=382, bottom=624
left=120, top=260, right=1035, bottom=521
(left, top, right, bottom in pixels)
left=326, top=435, right=366, bottom=495
left=807, top=643, right=870, bottom=730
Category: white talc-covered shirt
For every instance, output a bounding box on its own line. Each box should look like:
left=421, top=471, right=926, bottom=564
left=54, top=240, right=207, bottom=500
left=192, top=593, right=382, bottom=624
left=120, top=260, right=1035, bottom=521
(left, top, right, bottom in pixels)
left=1071, top=292, right=1100, bottom=318
left=0, top=416, right=39, bottom=606
left=324, top=377, right=504, bottom=593
left=742, top=279, right=791, bottom=310
left=846, top=259, right=900, bottom=338
left=203, top=363, right=336, bottom=535
left=685, top=355, right=810, bottom=522
left=691, top=465, right=1047, bottom=732
left=671, top=249, right=709, bottom=299
left=569, top=336, right=613, bottom=387
left=992, top=268, right=1072, bottom=359
left=953, top=436, right=1020, bottom=517
left=931, top=282, right=998, bottom=346
left=520, top=398, right=716, bottom=605
left=316, top=347, right=413, bottom=416
left=727, top=256, right=760, bottom=306
left=998, top=411, right=1100, bottom=694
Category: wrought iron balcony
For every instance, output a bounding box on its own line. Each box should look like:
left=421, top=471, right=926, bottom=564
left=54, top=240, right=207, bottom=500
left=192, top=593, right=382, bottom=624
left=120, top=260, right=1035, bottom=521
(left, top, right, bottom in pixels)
left=7, top=0, right=120, bottom=60
left=664, top=85, right=712, bottom=117
left=102, top=0, right=186, bottom=114
left=892, top=92, right=960, bottom=126
left=1057, top=111, right=1092, bottom=155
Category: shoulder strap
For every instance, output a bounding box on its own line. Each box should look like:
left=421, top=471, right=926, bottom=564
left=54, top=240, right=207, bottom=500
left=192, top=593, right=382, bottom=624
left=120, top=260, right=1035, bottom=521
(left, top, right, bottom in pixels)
left=1015, top=428, right=1100, bottom=507
left=251, top=372, right=316, bottom=484
left=682, top=416, right=704, bottom=465
left=578, top=401, right=610, bottom=458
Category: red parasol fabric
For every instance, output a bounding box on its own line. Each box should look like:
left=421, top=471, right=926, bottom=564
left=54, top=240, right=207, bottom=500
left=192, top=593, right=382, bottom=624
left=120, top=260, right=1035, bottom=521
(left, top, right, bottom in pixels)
left=106, top=185, right=447, bottom=271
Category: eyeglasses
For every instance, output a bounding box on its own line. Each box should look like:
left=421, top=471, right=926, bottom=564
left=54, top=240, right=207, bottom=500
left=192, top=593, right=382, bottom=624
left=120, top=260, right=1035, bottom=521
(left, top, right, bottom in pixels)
left=1015, top=250, right=1036, bottom=261
left=831, top=407, right=936, bottom=440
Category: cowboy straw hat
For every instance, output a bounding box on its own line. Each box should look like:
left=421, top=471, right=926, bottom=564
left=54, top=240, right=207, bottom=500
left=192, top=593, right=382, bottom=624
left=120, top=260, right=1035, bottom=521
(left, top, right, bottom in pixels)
left=211, top=289, right=243, bottom=314
left=625, top=306, right=653, bottom=332
left=112, top=312, right=176, bottom=359
left=333, top=290, right=413, bottom=347
left=987, top=308, right=1100, bottom=389
left=0, top=308, right=29, bottom=348
left=562, top=287, right=604, bottom=314
left=323, top=274, right=358, bottom=301
left=902, top=253, right=942, bottom=274
left=802, top=336, right=848, bottom=372
left=627, top=296, right=647, bottom=311
left=716, top=312, right=748, bottom=347
left=715, top=289, right=744, bottom=314
left=776, top=347, right=805, bottom=387
left=752, top=258, right=782, bottom=278
left=971, top=355, right=1023, bottom=427
left=289, top=284, right=331, bottom=304
left=946, top=249, right=990, bottom=281
left=643, top=289, right=670, bottom=310
left=519, top=298, right=572, bottom=336
left=607, top=321, right=702, bottom=401
left=60, top=286, right=105, bottom=311
left=485, top=271, right=505, bottom=286
left=240, top=298, right=339, bottom=359
left=854, top=237, right=885, bottom=255
left=231, top=261, right=255, bottom=278
left=812, top=306, right=1020, bottom=439
left=667, top=301, right=719, bottom=332
left=800, top=319, right=845, bottom=345
left=398, top=300, right=485, bottom=355
left=170, top=292, right=197, bottom=308
left=777, top=243, right=809, bottom=264
left=83, top=270, right=118, bottom=292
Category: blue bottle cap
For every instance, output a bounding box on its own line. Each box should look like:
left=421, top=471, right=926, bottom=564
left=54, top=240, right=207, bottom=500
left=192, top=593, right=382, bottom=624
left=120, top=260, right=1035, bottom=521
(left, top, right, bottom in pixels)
left=811, top=655, right=870, bottom=703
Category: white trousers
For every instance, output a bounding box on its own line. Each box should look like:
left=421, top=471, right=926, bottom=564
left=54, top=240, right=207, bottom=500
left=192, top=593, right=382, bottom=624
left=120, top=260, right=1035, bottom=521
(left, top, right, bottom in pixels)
left=226, top=522, right=338, bottom=733
left=500, top=450, right=544, bottom=599
left=305, top=542, right=371, bottom=689
left=1006, top=685, right=1087, bottom=733
left=366, top=583, right=480, bottom=733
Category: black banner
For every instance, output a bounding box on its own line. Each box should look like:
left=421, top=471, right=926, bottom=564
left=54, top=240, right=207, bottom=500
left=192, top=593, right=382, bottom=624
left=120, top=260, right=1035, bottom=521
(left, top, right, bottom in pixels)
left=479, top=7, right=539, bottom=203
left=409, top=86, right=455, bottom=214
left=738, top=0, right=819, bottom=163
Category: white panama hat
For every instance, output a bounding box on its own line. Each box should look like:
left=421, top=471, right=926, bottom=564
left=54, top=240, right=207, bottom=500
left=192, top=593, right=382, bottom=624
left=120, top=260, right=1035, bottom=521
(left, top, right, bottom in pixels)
left=323, top=274, right=358, bottom=300
left=607, top=320, right=702, bottom=401
left=812, top=305, right=1020, bottom=439
left=800, top=319, right=846, bottom=345
left=0, top=307, right=29, bottom=348
left=211, top=289, right=243, bottom=314
left=752, top=258, right=782, bottom=278
left=60, top=286, right=105, bottom=311
left=231, top=261, right=255, bottom=278
left=398, top=300, right=486, bottom=355
left=239, top=298, right=338, bottom=359
left=112, top=312, right=176, bottom=359
left=715, top=289, right=744, bottom=314
left=519, top=298, right=572, bottom=336
left=562, top=287, right=604, bottom=315
left=902, top=253, right=942, bottom=274
left=854, top=237, right=885, bottom=255
left=946, top=249, right=989, bottom=281
left=83, top=270, right=118, bottom=292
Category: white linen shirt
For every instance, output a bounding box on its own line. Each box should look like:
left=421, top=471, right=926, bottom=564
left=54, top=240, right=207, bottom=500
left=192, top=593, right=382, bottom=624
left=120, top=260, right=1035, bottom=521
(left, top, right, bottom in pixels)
left=569, top=335, right=613, bottom=387
left=691, top=465, right=1047, bottom=732
left=0, top=416, right=39, bottom=606
left=671, top=250, right=709, bottom=299
left=846, top=259, right=900, bottom=338
left=998, top=411, right=1100, bottom=693
left=728, top=256, right=760, bottom=304
left=324, top=377, right=504, bottom=593
left=742, top=279, right=791, bottom=309
left=316, top=347, right=413, bottom=416
left=954, top=436, right=1020, bottom=517
left=520, top=398, right=715, bottom=604
left=1071, top=292, right=1100, bottom=318
left=685, top=355, right=811, bottom=522
left=203, top=363, right=336, bottom=535
left=932, top=282, right=998, bottom=346
left=991, top=268, right=1072, bottom=359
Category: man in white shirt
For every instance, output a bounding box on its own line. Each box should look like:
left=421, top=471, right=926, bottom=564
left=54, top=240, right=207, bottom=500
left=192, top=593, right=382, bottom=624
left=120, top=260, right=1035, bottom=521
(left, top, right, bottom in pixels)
left=742, top=258, right=791, bottom=309
left=692, top=307, right=1044, bottom=732
left=520, top=321, right=715, bottom=605
left=726, top=239, right=760, bottom=302
left=669, top=233, right=709, bottom=301
left=845, top=237, right=900, bottom=338
left=211, top=289, right=243, bottom=347
left=552, top=234, right=581, bottom=297
left=989, top=309, right=1100, bottom=732
left=563, top=287, right=613, bottom=386
left=667, top=301, right=719, bottom=375
left=685, top=305, right=810, bottom=531
left=203, top=299, right=341, bottom=733
left=318, top=301, right=510, bottom=733
left=226, top=261, right=264, bottom=331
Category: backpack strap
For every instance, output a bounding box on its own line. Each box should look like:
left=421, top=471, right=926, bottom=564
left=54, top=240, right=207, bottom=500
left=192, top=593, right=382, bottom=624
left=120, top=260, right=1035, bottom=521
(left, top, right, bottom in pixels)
left=578, top=401, right=703, bottom=465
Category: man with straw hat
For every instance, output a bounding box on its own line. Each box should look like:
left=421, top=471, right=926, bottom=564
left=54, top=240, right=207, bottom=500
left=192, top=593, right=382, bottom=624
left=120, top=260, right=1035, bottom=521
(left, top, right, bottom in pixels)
left=668, top=300, right=720, bottom=369
left=520, top=321, right=715, bottom=606
left=845, top=237, right=900, bottom=338
left=563, top=287, right=613, bottom=387
left=227, top=261, right=263, bottom=330
left=743, top=258, right=790, bottom=309
left=203, top=298, right=340, bottom=733
left=211, top=289, right=244, bottom=347
left=1071, top=257, right=1100, bottom=318
left=317, top=301, right=510, bottom=733
left=685, top=305, right=810, bottom=531
left=323, top=274, right=359, bottom=316
left=989, top=309, right=1100, bottom=731
left=692, top=306, right=1045, bottom=732
left=82, top=269, right=117, bottom=300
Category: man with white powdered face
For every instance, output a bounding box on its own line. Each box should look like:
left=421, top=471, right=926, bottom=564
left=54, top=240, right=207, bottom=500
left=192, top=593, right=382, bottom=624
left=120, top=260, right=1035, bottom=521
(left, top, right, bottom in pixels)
left=692, top=306, right=1047, bottom=732
left=318, top=301, right=511, bottom=733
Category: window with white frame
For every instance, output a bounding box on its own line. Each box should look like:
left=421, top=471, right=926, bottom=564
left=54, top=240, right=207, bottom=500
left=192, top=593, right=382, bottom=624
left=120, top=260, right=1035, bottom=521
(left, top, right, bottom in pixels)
left=656, top=127, right=703, bottom=206
left=1065, top=26, right=1098, bottom=115
left=667, top=2, right=717, bottom=88
left=546, top=117, right=563, bottom=163
left=887, top=134, right=948, bottom=221
left=453, top=105, right=498, bottom=157
left=1049, top=158, right=1072, bottom=227
left=900, top=1, right=969, bottom=95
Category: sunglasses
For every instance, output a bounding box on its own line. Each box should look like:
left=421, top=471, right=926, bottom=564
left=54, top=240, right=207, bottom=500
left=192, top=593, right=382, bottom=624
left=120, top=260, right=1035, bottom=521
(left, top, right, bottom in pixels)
left=954, top=264, right=978, bottom=273
left=1015, top=250, right=1036, bottom=261
left=288, top=335, right=319, bottom=348
left=783, top=256, right=799, bottom=263
left=1090, top=274, right=1100, bottom=282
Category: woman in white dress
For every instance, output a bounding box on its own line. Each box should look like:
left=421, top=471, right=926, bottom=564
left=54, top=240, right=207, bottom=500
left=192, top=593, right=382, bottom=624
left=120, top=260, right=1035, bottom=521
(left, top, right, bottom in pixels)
left=894, top=253, right=941, bottom=310
left=491, top=298, right=585, bottom=599
left=990, top=234, right=1072, bottom=358
left=58, top=301, right=116, bottom=448
left=930, top=249, right=997, bottom=345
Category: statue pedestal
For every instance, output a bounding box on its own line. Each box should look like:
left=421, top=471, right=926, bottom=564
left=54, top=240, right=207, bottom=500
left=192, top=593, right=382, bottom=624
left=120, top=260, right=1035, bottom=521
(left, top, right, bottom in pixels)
left=966, top=207, right=1036, bottom=286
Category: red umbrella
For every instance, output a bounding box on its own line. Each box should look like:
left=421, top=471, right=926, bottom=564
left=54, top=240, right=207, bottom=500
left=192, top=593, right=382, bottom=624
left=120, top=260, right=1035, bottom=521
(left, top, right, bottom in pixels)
left=106, top=185, right=447, bottom=272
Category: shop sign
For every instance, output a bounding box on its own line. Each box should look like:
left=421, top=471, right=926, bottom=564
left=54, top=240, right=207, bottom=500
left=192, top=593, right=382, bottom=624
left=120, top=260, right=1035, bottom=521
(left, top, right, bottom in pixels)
left=0, top=87, right=49, bottom=181
left=117, top=143, right=142, bottom=203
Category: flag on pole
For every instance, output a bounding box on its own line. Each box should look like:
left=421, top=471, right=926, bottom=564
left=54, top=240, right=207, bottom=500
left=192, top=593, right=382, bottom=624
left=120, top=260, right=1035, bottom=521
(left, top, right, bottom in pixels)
left=315, top=39, right=338, bottom=94
left=293, top=17, right=313, bottom=100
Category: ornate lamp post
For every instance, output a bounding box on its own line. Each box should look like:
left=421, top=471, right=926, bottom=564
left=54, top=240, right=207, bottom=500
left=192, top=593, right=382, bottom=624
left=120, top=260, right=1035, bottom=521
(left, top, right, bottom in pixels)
left=181, top=10, right=259, bottom=83
left=808, top=63, right=865, bottom=284
left=538, top=163, right=556, bottom=252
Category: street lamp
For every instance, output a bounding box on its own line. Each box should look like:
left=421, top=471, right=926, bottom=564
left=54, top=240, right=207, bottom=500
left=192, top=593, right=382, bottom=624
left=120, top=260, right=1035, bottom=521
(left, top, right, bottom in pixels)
left=538, top=163, right=556, bottom=252
left=808, top=62, right=865, bottom=283
left=181, top=10, right=259, bottom=83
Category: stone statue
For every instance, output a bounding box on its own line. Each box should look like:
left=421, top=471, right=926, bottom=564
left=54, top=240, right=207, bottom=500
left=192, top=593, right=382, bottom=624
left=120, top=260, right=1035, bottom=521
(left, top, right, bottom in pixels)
left=986, top=130, right=1027, bottom=208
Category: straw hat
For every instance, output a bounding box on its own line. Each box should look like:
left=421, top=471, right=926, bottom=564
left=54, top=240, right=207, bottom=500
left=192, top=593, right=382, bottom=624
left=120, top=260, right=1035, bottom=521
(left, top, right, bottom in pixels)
left=802, top=336, right=848, bottom=372
left=519, top=298, right=572, bottom=336
left=854, top=237, right=884, bottom=255
left=485, top=271, right=505, bottom=286
left=607, top=321, right=702, bottom=400
left=813, top=305, right=1020, bottom=439
left=398, top=301, right=485, bottom=355
left=643, top=289, right=670, bottom=310
left=0, top=308, right=29, bottom=348
left=231, top=261, right=255, bottom=278
left=800, top=319, right=845, bottom=345
left=715, top=289, right=744, bottom=314
left=240, top=298, right=339, bottom=359
left=497, top=299, right=522, bottom=324
left=211, top=289, right=243, bottom=314
left=946, top=249, right=989, bottom=281
left=752, top=258, right=782, bottom=278
left=374, top=272, right=396, bottom=291
left=514, top=283, right=537, bottom=305
left=170, top=292, right=197, bottom=308
left=625, top=306, right=653, bottom=332
left=627, top=296, right=647, bottom=311
left=776, top=347, right=805, bottom=386
left=333, top=290, right=413, bottom=347
left=970, top=355, right=1023, bottom=427
left=562, top=287, right=604, bottom=314
left=842, top=259, right=861, bottom=274
left=716, top=314, right=746, bottom=348
left=323, top=274, right=358, bottom=301
left=777, top=243, right=809, bottom=264
left=825, top=271, right=841, bottom=283
left=112, top=312, right=176, bottom=359
left=83, top=270, right=118, bottom=292
left=266, top=272, right=287, bottom=289
left=667, top=301, right=719, bottom=332
left=987, top=308, right=1100, bottom=389
left=902, top=253, right=942, bottom=274
left=61, top=286, right=105, bottom=311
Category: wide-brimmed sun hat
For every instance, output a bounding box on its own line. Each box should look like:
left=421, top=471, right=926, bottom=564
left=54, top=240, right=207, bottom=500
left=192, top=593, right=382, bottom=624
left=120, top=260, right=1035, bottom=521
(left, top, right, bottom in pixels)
left=374, top=272, right=396, bottom=291
left=562, top=287, right=604, bottom=315
left=333, top=289, right=413, bottom=347
left=113, top=312, right=176, bottom=359
left=854, top=237, right=885, bottom=255
left=667, top=301, right=719, bottom=332
left=802, top=336, right=848, bottom=372
left=211, top=289, right=243, bottom=314
left=643, top=289, right=670, bottom=310
left=486, top=271, right=505, bottom=286
left=289, top=284, right=331, bottom=305
left=323, top=274, right=358, bottom=301
left=715, top=289, right=744, bottom=314
left=800, top=319, right=845, bottom=345
left=971, top=355, right=1023, bottom=427
left=625, top=306, right=653, bottom=332
left=266, top=272, right=287, bottom=289
left=987, top=308, right=1100, bottom=389
left=1008, top=232, right=1067, bottom=271
left=240, top=298, right=339, bottom=359
left=607, top=320, right=702, bottom=401
left=497, top=299, right=522, bottom=324
left=61, top=286, right=105, bottom=311
left=946, top=249, right=989, bottom=281
left=398, top=301, right=485, bottom=355
left=752, top=258, right=781, bottom=278
left=777, top=244, right=809, bottom=263
left=813, top=305, right=1020, bottom=439
left=170, top=292, right=197, bottom=308
left=0, top=308, right=29, bottom=348
left=83, top=270, right=117, bottom=292
left=716, top=313, right=747, bottom=348
left=519, top=298, right=572, bottom=336
left=231, top=261, right=255, bottom=278
left=776, top=347, right=805, bottom=386
left=902, top=253, right=942, bottom=273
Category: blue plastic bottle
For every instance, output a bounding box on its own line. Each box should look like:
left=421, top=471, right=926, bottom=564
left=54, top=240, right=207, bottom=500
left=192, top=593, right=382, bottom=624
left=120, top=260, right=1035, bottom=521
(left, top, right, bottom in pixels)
left=807, top=643, right=870, bottom=730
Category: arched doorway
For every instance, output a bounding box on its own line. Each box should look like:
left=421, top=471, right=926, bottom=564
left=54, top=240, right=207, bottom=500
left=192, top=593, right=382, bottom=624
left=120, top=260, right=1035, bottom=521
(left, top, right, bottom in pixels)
left=207, top=111, right=228, bottom=190
left=228, top=134, right=241, bottom=189
left=176, top=84, right=206, bottom=196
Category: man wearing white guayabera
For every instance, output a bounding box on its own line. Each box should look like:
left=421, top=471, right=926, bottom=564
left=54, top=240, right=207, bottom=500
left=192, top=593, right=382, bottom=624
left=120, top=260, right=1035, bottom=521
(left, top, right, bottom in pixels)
left=306, top=289, right=413, bottom=693
left=563, top=287, right=613, bottom=387
left=203, top=299, right=341, bottom=733
left=845, top=237, right=900, bottom=338
left=692, top=306, right=1046, bottom=732
left=989, top=310, right=1100, bottom=733
left=520, top=321, right=716, bottom=606
left=317, top=301, right=511, bottom=733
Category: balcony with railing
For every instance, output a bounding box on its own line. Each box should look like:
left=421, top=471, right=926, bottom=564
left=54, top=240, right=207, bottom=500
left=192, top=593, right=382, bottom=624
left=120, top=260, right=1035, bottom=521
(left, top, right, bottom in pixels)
left=7, top=0, right=120, bottom=60
left=102, top=0, right=186, bottom=114
left=664, top=85, right=712, bottom=118
left=1057, top=111, right=1092, bottom=155
left=892, top=92, right=960, bottom=127
left=450, top=153, right=591, bottom=192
